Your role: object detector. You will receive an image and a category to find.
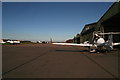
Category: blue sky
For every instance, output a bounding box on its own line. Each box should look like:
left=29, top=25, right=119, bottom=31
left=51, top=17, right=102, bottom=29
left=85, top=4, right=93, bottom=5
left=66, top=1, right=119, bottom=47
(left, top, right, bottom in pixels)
left=2, top=2, right=113, bottom=42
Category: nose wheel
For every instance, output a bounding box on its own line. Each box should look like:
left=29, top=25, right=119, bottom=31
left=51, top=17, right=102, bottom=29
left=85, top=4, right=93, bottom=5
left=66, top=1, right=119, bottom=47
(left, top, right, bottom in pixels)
left=90, top=49, right=97, bottom=53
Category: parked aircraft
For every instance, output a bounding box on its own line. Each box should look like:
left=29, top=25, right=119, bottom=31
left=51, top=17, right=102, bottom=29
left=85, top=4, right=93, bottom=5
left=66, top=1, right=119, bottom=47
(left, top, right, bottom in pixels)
left=7, top=40, right=20, bottom=44
left=37, top=40, right=42, bottom=43
left=52, top=32, right=120, bottom=53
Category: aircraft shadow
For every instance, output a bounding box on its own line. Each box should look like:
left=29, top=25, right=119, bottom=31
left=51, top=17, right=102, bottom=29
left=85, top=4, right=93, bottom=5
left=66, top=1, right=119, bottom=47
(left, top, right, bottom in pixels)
left=55, top=50, right=89, bottom=52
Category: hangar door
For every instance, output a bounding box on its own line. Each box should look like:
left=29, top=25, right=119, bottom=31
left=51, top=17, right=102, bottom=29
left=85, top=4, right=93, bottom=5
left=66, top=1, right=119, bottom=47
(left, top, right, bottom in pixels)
left=101, top=13, right=120, bottom=42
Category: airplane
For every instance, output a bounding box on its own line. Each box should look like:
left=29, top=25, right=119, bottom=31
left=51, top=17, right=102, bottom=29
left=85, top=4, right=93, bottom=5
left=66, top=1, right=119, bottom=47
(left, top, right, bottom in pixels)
left=37, top=40, right=42, bottom=43
left=52, top=31, right=120, bottom=53
left=6, top=40, right=20, bottom=45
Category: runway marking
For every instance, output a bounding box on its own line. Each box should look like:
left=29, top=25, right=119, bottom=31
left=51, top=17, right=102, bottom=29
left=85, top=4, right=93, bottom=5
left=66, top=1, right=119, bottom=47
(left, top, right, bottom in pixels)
left=2, top=49, right=53, bottom=76
left=74, top=47, right=118, bottom=79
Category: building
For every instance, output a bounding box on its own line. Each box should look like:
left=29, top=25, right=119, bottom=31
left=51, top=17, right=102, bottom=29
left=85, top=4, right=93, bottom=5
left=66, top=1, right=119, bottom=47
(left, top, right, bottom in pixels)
left=80, top=22, right=97, bottom=43
left=78, top=2, right=120, bottom=43
left=96, top=2, right=120, bottom=42
left=0, top=39, right=6, bottom=43
left=73, top=33, right=80, bottom=44
left=65, top=39, right=73, bottom=43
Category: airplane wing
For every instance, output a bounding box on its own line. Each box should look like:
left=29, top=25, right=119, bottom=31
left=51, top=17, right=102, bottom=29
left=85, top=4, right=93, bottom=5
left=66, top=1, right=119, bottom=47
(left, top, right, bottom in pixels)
left=52, top=43, right=93, bottom=47
left=113, top=42, right=120, bottom=46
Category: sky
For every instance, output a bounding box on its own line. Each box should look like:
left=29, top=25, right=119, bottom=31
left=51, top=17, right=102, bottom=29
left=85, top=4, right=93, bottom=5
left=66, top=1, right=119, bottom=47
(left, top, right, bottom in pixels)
left=2, top=2, right=114, bottom=42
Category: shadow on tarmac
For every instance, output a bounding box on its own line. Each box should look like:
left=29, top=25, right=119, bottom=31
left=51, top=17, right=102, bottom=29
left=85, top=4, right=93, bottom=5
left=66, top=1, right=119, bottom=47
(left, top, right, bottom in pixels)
left=55, top=49, right=119, bottom=55
left=56, top=50, right=89, bottom=52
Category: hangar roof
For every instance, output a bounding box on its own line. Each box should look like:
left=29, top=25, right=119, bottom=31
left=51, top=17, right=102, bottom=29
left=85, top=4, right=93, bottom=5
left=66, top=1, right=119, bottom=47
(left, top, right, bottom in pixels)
left=97, top=2, right=120, bottom=28
left=81, top=22, right=97, bottom=35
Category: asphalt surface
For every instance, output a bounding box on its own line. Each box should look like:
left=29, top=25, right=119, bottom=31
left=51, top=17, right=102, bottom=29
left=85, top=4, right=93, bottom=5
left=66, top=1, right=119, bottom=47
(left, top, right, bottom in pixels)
left=2, top=44, right=119, bottom=78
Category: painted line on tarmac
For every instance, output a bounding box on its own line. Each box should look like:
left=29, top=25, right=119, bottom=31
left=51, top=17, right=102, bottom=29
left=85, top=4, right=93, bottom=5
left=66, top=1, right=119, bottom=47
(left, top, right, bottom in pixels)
left=2, top=49, right=53, bottom=76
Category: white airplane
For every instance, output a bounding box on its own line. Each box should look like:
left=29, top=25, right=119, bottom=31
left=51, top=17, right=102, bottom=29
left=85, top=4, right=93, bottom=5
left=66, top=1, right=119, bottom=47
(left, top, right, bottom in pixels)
left=37, top=40, right=42, bottom=43
left=52, top=32, right=120, bottom=53
left=7, top=40, right=20, bottom=44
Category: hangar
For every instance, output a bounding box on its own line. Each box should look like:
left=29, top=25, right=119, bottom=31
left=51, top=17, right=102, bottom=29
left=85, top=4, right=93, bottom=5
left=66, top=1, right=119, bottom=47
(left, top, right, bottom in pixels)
left=78, top=2, right=120, bottom=43
left=80, top=22, right=97, bottom=43
left=96, top=2, right=120, bottom=42
left=73, top=33, right=80, bottom=44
